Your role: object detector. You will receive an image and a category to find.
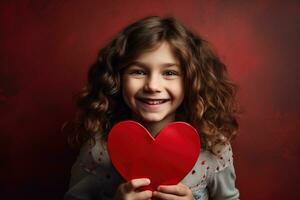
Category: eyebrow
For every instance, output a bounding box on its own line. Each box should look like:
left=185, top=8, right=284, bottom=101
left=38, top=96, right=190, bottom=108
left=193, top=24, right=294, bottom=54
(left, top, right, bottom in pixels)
left=128, top=61, right=179, bottom=68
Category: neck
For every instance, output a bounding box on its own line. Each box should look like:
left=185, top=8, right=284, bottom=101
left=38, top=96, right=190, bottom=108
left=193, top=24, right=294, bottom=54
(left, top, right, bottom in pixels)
left=132, top=115, right=175, bottom=138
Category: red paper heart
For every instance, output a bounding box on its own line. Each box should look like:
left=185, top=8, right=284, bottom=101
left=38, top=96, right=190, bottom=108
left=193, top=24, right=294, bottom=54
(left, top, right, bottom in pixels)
left=107, top=120, right=201, bottom=191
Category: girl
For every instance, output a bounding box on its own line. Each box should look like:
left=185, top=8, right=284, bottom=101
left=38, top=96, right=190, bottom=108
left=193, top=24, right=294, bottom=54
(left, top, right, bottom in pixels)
left=64, top=16, right=240, bottom=200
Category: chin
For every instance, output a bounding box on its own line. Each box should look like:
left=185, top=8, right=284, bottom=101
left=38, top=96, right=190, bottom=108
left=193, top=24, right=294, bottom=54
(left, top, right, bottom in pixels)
left=140, top=114, right=166, bottom=123
left=143, top=117, right=164, bottom=123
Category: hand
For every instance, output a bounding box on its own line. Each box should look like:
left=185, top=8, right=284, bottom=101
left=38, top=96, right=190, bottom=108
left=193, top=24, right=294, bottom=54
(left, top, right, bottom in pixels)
left=114, top=178, right=153, bottom=200
left=152, top=183, right=194, bottom=200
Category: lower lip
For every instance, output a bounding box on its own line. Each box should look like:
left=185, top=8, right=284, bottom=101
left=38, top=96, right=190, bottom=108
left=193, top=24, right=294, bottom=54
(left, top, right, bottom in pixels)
left=137, top=99, right=169, bottom=111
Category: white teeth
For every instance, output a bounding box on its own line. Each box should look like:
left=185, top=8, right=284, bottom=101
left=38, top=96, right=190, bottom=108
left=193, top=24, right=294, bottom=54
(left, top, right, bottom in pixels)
left=148, top=100, right=163, bottom=105
left=141, top=99, right=166, bottom=105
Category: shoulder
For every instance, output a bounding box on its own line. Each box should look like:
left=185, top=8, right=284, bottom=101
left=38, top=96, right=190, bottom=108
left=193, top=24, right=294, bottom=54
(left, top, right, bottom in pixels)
left=66, top=134, right=124, bottom=198
left=206, top=143, right=234, bottom=173
left=79, top=133, right=112, bottom=170
left=69, top=133, right=123, bottom=182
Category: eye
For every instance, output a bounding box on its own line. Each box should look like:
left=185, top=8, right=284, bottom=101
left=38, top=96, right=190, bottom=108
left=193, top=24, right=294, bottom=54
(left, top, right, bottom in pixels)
left=163, top=70, right=180, bottom=76
left=128, top=69, right=146, bottom=76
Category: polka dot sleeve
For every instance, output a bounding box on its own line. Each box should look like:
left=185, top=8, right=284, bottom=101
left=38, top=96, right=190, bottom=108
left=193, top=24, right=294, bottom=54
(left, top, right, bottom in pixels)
left=207, top=143, right=240, bottom=200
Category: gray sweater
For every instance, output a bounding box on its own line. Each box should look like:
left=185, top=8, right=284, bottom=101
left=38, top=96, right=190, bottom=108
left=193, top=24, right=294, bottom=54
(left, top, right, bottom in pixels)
left=64, top=135, right=239, bottom=200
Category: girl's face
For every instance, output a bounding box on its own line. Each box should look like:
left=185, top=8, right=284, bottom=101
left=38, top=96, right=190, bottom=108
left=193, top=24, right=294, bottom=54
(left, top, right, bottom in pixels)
left=122, top=42, right=184, bottom=125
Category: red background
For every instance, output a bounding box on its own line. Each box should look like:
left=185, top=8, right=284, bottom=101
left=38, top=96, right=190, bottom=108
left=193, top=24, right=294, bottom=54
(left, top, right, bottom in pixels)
left=1, top=0, right=299, bottom=199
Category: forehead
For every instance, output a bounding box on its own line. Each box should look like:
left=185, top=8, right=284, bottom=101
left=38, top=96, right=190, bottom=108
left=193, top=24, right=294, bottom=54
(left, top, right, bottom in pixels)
left=134, top=42, right=179, bottom=65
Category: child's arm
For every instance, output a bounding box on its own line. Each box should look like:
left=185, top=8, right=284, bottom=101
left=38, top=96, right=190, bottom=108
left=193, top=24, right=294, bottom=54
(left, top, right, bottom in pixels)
left=207, top=165, right=239, bottom=200
left=207, top=144, right=240, bottom=200
left=64, top=138, right=153, bottom=200
left=64, top=141, right=104, bottom=200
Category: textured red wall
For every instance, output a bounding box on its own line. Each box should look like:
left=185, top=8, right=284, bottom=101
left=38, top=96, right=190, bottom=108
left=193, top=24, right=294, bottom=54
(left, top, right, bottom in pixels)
left=1, top=0, right=299, bottom=199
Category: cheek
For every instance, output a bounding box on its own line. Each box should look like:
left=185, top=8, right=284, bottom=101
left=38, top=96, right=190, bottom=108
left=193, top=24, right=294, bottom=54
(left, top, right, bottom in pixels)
left=122, top=78, right=141, bottom=100
left=170, top=80, right=184, bottom=102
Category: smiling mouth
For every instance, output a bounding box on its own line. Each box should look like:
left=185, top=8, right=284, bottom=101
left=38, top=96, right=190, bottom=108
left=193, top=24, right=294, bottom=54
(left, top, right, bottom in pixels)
left=137, top=98, right=170, bottom=105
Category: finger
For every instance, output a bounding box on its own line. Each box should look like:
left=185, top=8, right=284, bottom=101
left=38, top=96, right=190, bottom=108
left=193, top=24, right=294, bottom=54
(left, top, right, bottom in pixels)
left=124, top=178, right=151, bottom=191
left=153, top=191, right=178, bottom=200
left=134, top=190, right=153, bottom=200
left=157, top=184, right=189, bottom=196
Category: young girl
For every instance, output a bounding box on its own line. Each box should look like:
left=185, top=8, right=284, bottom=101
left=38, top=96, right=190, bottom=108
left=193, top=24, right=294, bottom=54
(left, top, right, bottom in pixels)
left=64, top=16, right=240, bottom=200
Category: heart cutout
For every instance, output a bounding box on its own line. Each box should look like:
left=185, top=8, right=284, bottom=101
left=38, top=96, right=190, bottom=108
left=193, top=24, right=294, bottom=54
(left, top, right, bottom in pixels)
left=107, top=120, right=201, bottom=191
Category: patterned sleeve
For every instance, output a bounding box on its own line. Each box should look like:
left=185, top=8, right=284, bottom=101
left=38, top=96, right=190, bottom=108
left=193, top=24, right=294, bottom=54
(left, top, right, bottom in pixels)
left=207, top=143, right=240, bottom=200
left=64, top=137, right=123, bottom=200
left=64, top=140, right=105, bottom=200
left=64, top=137, right=112, bottom=200
left=68, top=142, right=92, bottom=188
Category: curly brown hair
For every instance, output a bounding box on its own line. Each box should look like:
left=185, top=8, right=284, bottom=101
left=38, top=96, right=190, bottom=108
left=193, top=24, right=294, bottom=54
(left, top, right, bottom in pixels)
left=64, top=16, right=240, bottom=151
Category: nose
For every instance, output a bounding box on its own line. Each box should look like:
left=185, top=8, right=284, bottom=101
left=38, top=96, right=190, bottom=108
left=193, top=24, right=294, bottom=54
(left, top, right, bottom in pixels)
left=143, top=73, right=162, bottom=93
